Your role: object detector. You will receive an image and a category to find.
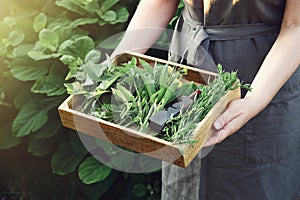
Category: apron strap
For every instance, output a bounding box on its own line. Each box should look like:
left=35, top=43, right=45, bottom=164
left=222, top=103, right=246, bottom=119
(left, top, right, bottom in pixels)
left=168, top=6, right=280, bottom=72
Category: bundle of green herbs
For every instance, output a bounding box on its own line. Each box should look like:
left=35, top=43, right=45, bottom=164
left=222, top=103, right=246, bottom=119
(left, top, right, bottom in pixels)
left=65, top=55, right=250, bottom=146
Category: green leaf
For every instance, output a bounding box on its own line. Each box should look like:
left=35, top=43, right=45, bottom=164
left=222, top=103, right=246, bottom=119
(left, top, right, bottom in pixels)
left=52, top=25, right=76, bottom=43
left=60, top=55, right=76, bottom=65
left=58, top=36, right=94, bottom=59
left=3, top=16, right=16, bottom=27
left=82, top=0, right=96, bottom=6
left=85, top=0, right=100, bottom=12
left=101, top=0, right=119, bottom=12
left=98, top=72, right=123, bottom=90
left=70, top=18, right=98, bottom=29
left=0, top=124, right=21, bottom=150
left=102, top=10, right=117, bottom=22
left=82, top=62, right=106, bottom=83
left=39, top=29, right=59, bottom=52
left=65, top=70, right=77, bottom=80
left=114, top=6, right=129, bottom=24
left=10, top=66, right=48, bottom=81
left=34, top=13, right=47, bottom=32
left=159, top=65, right=169, bottom=87
left=78, top=156, right=112, bottom=184
left=84, top=50, right=101, bottom=64
left=40, top=96, right=65, bottom=112
left=51, top=141, right=86, bottom=175
left=28, top=51, right=60, bottom=61
left=55, top=0, right=87, bottom=15
left=13, top=90, right=31, bottom=109
left=139, top=59, right=154, bottom=74
left=31, top=75, right=66, bottom=96
left=64, top=82, right=86, bottom=95
left=111, top=88, right=128, bottom=103
left=8, top=30, right=25, bottom=47
left=70, top=133, right=88, bottom=156
left=12, top=100, right=48, bottom=137
left=12, top=44, right=34, bottom=57
left=132, top=184, right=147, bottom=197
left=116, top=83, right=134, bottom=101
left=49, top=60, right=69, bottom=75
left=34, top=120, right=62, bottom=139
left=28, top=135, right=53, bottom=157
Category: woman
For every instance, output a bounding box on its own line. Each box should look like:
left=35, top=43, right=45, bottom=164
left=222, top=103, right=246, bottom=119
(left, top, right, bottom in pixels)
left=114, top=0, right=300, bottom=199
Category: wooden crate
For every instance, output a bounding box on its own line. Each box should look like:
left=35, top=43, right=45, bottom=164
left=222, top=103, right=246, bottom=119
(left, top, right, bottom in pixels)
left=58, top=52, right=241, bottom=168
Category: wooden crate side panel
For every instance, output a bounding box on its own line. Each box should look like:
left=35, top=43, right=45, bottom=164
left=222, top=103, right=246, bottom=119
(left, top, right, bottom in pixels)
left=182, top=87, right=241, bottom=166
left=58, top=98, right=186, bottom=166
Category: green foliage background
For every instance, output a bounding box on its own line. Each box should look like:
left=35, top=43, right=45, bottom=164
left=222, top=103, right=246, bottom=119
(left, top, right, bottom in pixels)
left=0, top=0, right=172, bottom=199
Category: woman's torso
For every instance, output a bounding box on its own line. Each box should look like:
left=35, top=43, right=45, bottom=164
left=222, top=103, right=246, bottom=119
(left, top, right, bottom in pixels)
left=184, top=0, right=286, bottom=26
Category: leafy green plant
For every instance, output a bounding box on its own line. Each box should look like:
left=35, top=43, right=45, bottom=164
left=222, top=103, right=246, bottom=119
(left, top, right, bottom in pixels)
left=65, top=56, right=191, bottom=131
left=0, top=0, right=164, bottom=199
left=65, top=56, right=250, bottom=146
left=160, top=65, right=251, bottom=144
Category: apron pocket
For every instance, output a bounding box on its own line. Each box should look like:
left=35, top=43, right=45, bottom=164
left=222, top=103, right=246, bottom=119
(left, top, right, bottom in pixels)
left=244, top=72, right=300, bottom=164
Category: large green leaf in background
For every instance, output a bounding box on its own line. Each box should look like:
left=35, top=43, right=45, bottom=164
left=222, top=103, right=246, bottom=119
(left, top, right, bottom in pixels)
left=70, top=18, right=98, bottom=29
left=33, top=13, right=47, bottom=33
left=132, top=184, right=147, bottom=197
left=58, top=36, right=94, bottom=59
left=28, top=135, right=54, bottom=157
left=8, top=30, right=25, bottom=47
left=0, top=124, right=21, bottom=150
left=33, top=120, right=62, bottom=139
left=101, top=0, right=120, bottom=13
left=79, top=156, right=112, bottom=184
left=31, top=75, right=66, bottom=96
left=12, top=44, right=34, bottom=58
left=26, top=119, right=62, bottom=157
left=55, top=0, right=87, bottom=15
left=39, top=29, right=59, bottom=52
left=12, top=100, right=49, bottom=137
left=101, top=10, right=117, bottom=22
left=51, top=134, right=87, bottom=175
left=10, top=66, right=48, bottom=81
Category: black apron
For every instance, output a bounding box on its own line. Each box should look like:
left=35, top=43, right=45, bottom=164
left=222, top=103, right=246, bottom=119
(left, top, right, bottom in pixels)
left=162, top=1, right=300, bottom=199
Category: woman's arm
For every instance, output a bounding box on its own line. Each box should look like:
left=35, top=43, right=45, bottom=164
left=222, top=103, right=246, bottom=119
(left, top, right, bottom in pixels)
left=111, top=0, right=180, bottom=57
left=205, top=0, right=300, bottom=146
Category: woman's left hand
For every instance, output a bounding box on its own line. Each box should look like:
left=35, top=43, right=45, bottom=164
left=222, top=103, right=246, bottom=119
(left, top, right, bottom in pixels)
left=203, top=97, right=260, bottom=147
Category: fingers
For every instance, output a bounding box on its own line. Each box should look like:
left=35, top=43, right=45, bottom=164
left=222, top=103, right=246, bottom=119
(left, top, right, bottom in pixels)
left=203, top=130, right=222, bottom=147
left=204, top=100, right=250, bottom=147
left=213, top=101, right=241, bottom=130
left=203, top=98, right=260, bottom=147
left=204, top=116, right=243, bottom=147
left=217, top=117, right=242, bottom=139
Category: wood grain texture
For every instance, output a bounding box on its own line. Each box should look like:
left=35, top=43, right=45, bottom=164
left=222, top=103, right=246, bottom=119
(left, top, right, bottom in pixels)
left=58, top=52, right=241, bottom=168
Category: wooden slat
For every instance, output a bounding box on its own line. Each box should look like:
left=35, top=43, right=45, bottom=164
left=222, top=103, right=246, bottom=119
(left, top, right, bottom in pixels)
left=58, top=96, right=184, bottom=165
